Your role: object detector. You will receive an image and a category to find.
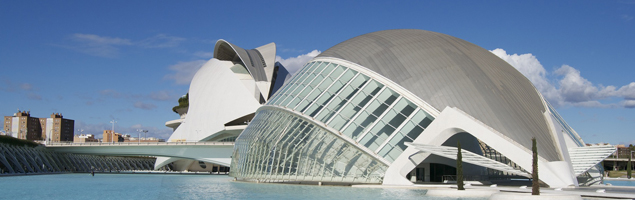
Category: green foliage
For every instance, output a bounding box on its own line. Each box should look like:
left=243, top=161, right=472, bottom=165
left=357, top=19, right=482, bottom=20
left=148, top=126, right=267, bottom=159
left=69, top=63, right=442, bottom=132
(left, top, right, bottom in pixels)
left=457, top=140, right=464, bottom=190
left=172, top=93, right=189, bottom=113
left=0, top=135, right=39, bottom=147
left=532, top=137, right=540, bottom=195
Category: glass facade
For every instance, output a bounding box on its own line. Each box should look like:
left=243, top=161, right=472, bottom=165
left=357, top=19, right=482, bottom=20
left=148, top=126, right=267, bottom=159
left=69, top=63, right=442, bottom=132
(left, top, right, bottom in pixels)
left=231, top=60, right=435, bottom=183
left=230, top=109, right=387, bottom=183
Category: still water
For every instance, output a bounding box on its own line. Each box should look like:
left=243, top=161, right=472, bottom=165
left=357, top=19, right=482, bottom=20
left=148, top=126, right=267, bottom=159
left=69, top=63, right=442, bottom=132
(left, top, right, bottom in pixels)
left=0, top=173, right=482, bottom=200
left=604, top=180, right=635, bottom=187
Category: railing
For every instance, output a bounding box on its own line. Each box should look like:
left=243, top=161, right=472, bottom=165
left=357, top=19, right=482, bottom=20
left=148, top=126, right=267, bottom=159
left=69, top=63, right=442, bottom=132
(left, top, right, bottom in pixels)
left=45, top=141, right=235, bottom=147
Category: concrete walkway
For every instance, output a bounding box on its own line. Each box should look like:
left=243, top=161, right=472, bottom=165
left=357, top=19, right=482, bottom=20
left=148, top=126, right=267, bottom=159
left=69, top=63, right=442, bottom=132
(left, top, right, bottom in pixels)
left=353, top=184, right=635, bottom=199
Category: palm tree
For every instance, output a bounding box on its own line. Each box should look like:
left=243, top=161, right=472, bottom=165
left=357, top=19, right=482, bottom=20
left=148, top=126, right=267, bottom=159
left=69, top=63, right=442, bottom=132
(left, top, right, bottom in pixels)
left=457, top=140, right=464, bottom=190
left=628, top=151, right=632, bottom=179
left=532, top=137, right=540, bottom=195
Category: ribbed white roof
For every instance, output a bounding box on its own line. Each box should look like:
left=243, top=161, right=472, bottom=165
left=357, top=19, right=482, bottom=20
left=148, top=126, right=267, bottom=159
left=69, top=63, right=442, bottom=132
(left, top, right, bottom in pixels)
left=318, top=29, right=560, bottom=161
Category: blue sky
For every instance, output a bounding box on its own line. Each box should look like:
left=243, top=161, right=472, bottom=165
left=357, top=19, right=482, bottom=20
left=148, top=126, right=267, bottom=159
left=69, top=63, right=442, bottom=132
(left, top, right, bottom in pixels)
left=1, top=1, right=633, bottom=144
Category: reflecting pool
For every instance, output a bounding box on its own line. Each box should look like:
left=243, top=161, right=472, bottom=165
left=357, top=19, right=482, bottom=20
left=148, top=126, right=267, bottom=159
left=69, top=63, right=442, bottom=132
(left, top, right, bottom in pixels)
left=605, top=180, right=635, bottom=187
left=0, top=174, right=484, bottom=200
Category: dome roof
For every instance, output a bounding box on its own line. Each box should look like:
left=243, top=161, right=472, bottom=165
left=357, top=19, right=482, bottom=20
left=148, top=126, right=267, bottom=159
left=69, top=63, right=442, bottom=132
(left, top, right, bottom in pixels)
left=317, top=29, right=560, bottom=161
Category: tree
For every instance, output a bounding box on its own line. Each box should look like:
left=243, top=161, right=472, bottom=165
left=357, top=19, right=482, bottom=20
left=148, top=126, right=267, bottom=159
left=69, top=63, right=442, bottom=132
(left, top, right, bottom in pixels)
left=532, top=137, right=540, bottom=195
left=628, top=151, right=632, bottom=179
left=172, top=93, right=189, bottom=113
left=457, top=140, right=464, bottom=190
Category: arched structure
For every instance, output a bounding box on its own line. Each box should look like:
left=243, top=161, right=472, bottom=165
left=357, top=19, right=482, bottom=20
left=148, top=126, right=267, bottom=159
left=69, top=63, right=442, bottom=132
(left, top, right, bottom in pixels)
left=156, top=40, right=291, bottom=170
left=229, top=29, right=615, bottom=187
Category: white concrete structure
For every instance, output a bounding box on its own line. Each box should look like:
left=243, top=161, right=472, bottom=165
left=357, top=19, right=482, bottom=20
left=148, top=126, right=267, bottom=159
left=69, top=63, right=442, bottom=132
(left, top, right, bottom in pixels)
left=156, top=40, right=291, bottom=170
left=46, top=142, right=234, bottom=167
left=229, top=30, right=616, bottom=188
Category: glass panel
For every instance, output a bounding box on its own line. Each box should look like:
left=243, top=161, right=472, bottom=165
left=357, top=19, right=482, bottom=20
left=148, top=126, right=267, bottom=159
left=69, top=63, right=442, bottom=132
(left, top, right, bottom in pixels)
left=339, top=69, right=356, bottom=81
left=297, top=85, right=314, bottom=99
left=305, top=89, right=321, bottom=103
left=313, top=62, right=328, bottom=74
left=370, top=122, right=395, bottom=149
left=419, top=117, right=433, bottom=129
left=405, top=123, right=424, bottom=141
left=318, top=96, right=345, bottom=122
left=329, top=65, right=346, bottom=78
left=301, top=73, right=316, bottom=85
left=386, top=111, right=406, bottom=129
left=317, top=77, right=334, bottom=91
left=370, top=100, right=389, bottom=117
left=281, top=97, right=300, bottom=108
left=349, top=74, right=369, bottom=88
left=375, top=89, right=398, bottom=106
left=328, top=115, right=347, bottom=131
left=392, top=99, right=416, bottom=117
left=327, top=80, right=344, bottom=95
left=411, top=110, right=434, bottom=129
left=361, top=80, right=383, bottom=97
left=334, top=104, right=356, bottom=123
left=410, top=110, right=427, bottom=126
left=296, top=100, right=311, bottom=112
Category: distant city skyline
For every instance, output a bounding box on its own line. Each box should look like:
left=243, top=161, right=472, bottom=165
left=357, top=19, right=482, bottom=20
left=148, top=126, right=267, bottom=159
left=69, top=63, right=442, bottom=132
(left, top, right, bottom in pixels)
left=1, top=1, right=633, bottom=144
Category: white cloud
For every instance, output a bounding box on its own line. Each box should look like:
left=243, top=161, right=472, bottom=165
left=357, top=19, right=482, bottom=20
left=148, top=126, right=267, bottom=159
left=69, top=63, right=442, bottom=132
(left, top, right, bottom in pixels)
left=490, top=49, right=562, bottom=105
left=617, top=82, right=635, bottom=99
left=99, top=89, right=122, bottom=98
left=149, top=90, right=175, bottom=101
left=133, top=101, right=157, bottom=110
left=164, top=60, right=207, bottom=85
left=138, top=34, right=185, bottom=48
left=67, top=33, right=133, bottom=57
left=275, top=50, right=321, bottom=74
left=623, top=100, right=635, bottom=108
left=97, top=89, right=178, bottom=103
left=72, top=33, right=133, bottom=45
left=0, top=81, right=42, bottom=100
left=27, top=93, right=42, bottom=100
left=555, top=65, right=616, bottom=103
left=62, top=33, right=184, bottom=57
left=491, top=48, right=634, bottom=108
left=194, top=51, right=214, bottom=58
left=572, top=101, right=615, bottom=108
left=20, top=83, right=33, bottom=91
left=622, top=14, right=634, bottom=21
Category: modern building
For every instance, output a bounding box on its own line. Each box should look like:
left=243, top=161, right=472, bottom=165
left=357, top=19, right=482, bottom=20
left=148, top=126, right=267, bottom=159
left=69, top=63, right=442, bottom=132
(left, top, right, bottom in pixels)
left=156, top=40, right=291, bottom=170
left=4, top=111, right=74, bottom=142
left=229, top=29, right=616, bottom=188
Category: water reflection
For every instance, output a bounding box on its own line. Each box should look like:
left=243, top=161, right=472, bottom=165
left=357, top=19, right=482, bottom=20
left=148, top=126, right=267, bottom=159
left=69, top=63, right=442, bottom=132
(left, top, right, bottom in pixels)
left=0, top=174, right=485, bottom=200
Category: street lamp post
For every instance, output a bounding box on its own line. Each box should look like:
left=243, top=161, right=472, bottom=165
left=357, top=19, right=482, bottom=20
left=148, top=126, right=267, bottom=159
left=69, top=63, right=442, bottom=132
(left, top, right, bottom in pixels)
left=143, top=130, right=148, bottom=143
left=110, top=120, right=117, bottom=143
left=136, top=129, right=148, bottom=144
